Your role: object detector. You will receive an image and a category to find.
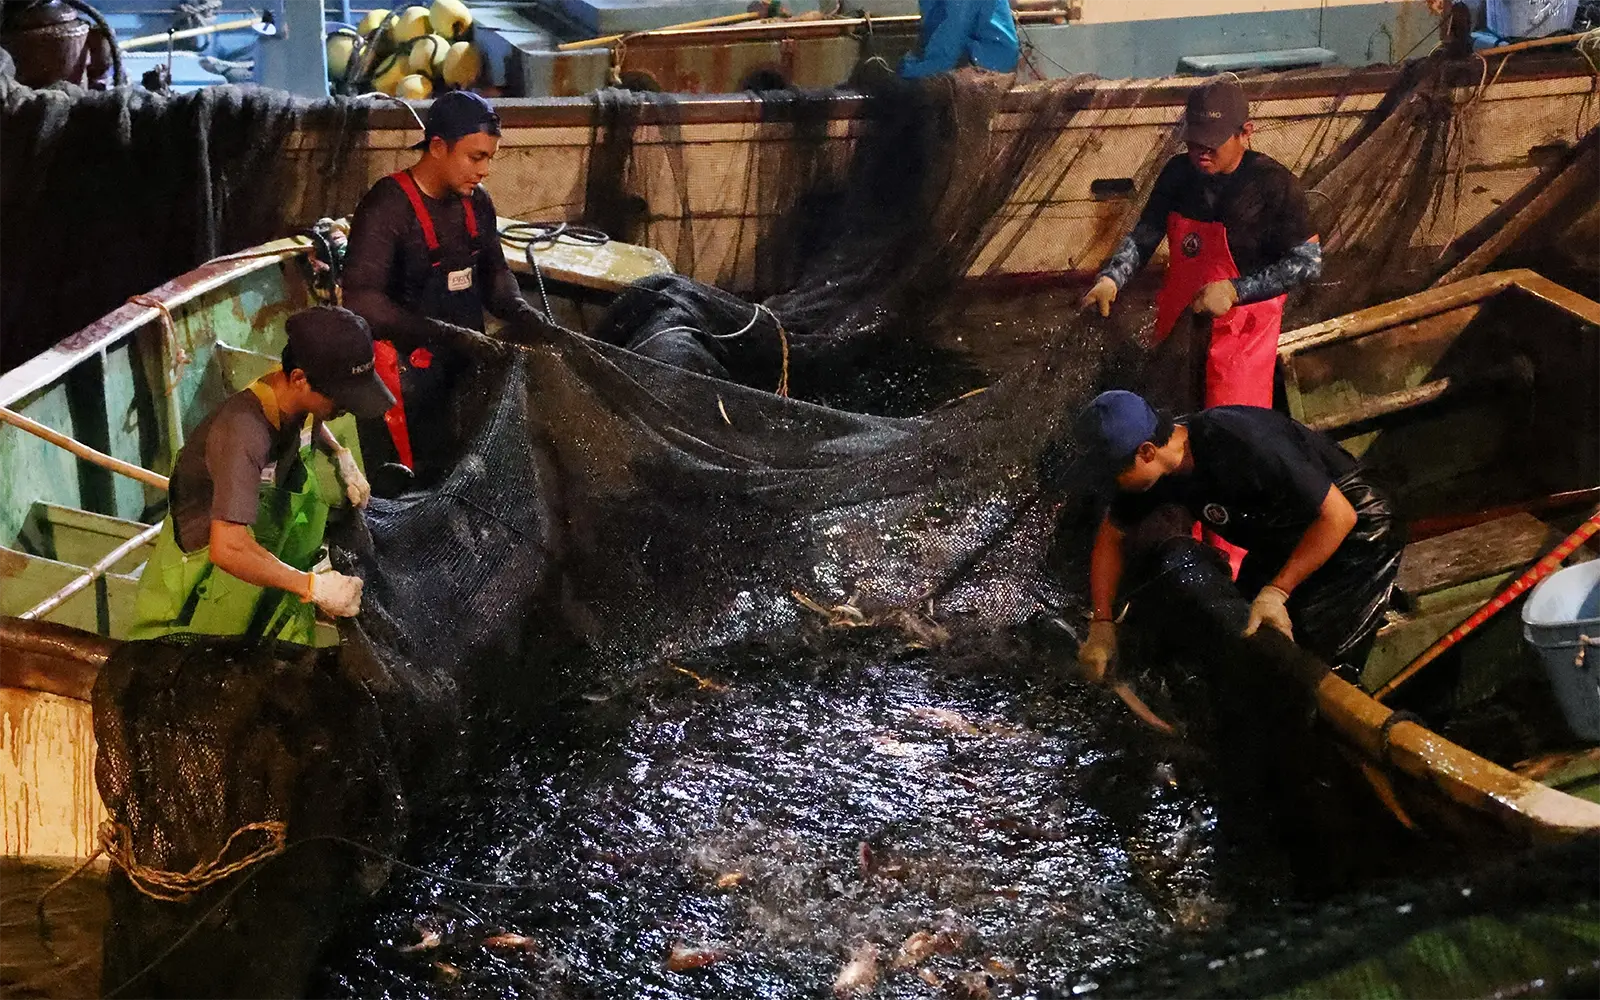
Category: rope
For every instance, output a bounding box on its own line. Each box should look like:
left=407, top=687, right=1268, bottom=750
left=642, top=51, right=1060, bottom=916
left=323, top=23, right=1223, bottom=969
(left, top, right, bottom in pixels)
left=128, top=294, right=188, bottom=399
left=502, top=221, right=611, bottom=324
left=39, top=819, right=556, bottom=991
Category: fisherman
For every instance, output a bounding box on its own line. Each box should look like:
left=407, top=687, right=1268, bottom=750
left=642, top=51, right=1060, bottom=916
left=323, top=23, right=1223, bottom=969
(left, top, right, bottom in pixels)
left=1072, top=390, right=1402, bottom=681
left=1080, top=77, right=1322, bottom=412
left=899, top=0, right=1021, bottom=79
left=342, top=89, right=544, bottom=487
left=129, top=307, right=394, bottom=643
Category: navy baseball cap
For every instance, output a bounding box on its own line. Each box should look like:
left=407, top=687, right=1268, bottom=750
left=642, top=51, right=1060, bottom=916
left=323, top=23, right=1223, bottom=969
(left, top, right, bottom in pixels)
left=1180, top=78, right=1249, bottom=149
left=284, top=306, right=394, bottom=419
left=411, top=90, right=502, bottom=150
left=1075, top=390, right=1160, bottom=476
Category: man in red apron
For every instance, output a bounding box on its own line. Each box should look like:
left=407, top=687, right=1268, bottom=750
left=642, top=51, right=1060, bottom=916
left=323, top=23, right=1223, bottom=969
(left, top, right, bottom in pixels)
left=343, top=91, right=545, bottom=490
left=1081, top=77, right=1323, bottom=570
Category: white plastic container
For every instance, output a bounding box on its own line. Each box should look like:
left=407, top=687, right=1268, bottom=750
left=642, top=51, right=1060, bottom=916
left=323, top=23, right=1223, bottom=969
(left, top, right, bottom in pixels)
left=1521, top=560, right=1600, bottom=741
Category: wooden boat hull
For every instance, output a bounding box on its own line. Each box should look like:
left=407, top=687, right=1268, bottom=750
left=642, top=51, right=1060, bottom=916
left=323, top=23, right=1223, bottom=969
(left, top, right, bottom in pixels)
left=0, top=618, right=111, bottom=860
left=278, top=56, right=1600, bottom=293
left=1117, top=269, right=1600, bottom=845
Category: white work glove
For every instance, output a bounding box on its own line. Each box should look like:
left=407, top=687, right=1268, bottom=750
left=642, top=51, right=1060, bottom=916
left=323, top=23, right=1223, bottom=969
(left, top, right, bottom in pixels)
left=1191, top=279, right=1239, bottom=318
left=1243, top=585, right=1294, bottom=641
left=307, top=570, right=363, bottom=618
left=1077, top=619, right=1118, bottom=685
left=1081, top=275, right=1119, bottom=317
left=333, top=447, right=370, bottom=508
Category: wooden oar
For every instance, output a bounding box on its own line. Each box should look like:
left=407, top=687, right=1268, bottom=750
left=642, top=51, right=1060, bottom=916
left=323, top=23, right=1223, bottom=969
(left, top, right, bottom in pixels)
left=1375, top=509, right=1600, bottom=701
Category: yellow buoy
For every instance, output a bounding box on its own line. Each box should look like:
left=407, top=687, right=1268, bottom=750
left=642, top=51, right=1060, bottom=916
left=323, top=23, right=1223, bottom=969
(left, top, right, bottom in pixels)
left=356, top=8, right=390, bottom=38
left=326, top=28, right=359, bottom=79
left=395, top=73, right=434, bottom=100
left=441, top=40, right=482, bottom=89
left=409, top=33, right=449, bottom=77
left=429, top=0, right=473, bottom=41
left=392, top=5, right=432, bottom=45
left=371, top=52, right=410, bottom=95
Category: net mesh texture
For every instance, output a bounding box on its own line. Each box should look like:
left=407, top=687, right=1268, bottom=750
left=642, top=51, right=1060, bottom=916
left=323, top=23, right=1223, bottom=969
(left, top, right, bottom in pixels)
left=38, top=56, right=1597, bottom=997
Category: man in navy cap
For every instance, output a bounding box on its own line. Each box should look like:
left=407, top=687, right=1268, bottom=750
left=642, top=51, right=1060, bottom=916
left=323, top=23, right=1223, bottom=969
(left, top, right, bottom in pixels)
left=343, top=90, right=542, bottom=486
left=1081, top=78, right=1321, bottom=413
left=1072, top=391, right=1401, bottom=684
left=130, top=306, right=395, bottom=644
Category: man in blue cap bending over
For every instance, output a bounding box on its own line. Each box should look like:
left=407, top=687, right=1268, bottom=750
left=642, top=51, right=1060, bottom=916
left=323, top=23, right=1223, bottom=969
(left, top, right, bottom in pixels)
left=900, top=0, right=1020, bottom=78
left=1072, top=391, right=1402, bottom=684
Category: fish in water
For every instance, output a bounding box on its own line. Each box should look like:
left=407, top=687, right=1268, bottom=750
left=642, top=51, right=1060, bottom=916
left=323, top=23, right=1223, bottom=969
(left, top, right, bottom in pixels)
left=483, top=932, right=537, bottom=952
left=910, top=706, right=982, bottom=735
left=666, top=943, right=727, bottom=972
left=715, top=871, right=746, bottom=889
left=892, top=928, right=960, bottom=969
left=833, top=942, right=880, bottom=995
left=398, top=927, right=443, bottom=953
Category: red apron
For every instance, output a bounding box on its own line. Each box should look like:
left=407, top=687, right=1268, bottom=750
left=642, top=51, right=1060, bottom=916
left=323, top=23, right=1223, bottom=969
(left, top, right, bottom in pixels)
left=1153, top=212, right=1285, bottom=575
left=374, top=170, right=480, bottom=470
left=1152, top=212, right=1284, bottom=409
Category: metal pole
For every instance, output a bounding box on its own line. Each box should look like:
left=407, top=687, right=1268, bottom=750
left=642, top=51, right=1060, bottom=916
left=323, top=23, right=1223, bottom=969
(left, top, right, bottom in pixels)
left=0, top=406, right=170, bottom=491
left=20, top=522, right=165, bottom=621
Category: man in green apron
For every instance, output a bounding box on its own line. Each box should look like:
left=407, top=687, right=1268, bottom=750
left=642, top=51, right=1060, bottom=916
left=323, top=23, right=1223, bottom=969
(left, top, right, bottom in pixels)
left=130, top=306, right=396, bottom=644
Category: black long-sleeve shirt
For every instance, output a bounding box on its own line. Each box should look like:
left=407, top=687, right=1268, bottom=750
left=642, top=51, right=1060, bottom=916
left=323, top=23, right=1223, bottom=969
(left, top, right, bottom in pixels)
left=1099, top=151, right=1321, bottom=304
left=342, top=177, right=533, bottom=351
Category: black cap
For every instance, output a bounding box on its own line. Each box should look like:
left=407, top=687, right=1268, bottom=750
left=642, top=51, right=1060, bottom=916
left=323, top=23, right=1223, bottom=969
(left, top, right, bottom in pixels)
left=284, top=306, right=395, bottom=419
left=411, top=90, right=501, bottom=151
left=1180, top=78, right=1249, bottom=149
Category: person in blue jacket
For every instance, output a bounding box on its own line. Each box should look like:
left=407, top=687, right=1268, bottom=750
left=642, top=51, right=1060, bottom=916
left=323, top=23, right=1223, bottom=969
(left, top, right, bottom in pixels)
left=900, top=0, right=1020, bottom=78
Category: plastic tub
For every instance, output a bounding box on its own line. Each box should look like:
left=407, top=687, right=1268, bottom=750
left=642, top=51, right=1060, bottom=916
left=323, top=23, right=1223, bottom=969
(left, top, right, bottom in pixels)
left=1522, top=560, right=1600, bottom=741
left=1487, top=0, right=1579, bottom=38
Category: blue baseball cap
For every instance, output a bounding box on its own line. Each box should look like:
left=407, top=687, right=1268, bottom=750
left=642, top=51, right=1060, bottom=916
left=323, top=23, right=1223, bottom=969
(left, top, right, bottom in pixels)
left=1075, top=390, right=1160, bottom=474
left=411, top=90, right=502, bottom=150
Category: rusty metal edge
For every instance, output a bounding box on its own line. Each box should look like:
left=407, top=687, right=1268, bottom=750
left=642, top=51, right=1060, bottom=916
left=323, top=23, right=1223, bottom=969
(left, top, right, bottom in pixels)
left=0, top=616, right=112, bottom=702
left=320, top=54, right=1594, bottom=132
left=0, top=235, right=313, bottom=410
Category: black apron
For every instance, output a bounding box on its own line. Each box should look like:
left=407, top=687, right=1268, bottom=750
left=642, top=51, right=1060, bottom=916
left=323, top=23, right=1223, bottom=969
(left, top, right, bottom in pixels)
left=371, top=169, right=484, bottom=482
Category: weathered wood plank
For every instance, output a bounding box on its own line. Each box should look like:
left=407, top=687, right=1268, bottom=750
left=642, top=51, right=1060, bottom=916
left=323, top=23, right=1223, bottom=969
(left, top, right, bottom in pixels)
left=1396, top=512, right=1556, bottom=598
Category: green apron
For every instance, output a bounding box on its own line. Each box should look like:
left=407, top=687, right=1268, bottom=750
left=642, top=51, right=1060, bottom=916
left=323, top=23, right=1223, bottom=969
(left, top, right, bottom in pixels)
left=129, top=380, right=362, bottom=646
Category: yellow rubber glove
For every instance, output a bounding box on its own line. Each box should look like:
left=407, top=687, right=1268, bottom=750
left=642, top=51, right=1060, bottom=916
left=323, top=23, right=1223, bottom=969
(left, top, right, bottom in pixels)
left=1191, top=279, right=1239, bottom=317
left=1243, top=585, right=1294, bottom=641
left=1077, top=619, right=1117, bottom=685
left=1081, top=275, right=1119, bottom=317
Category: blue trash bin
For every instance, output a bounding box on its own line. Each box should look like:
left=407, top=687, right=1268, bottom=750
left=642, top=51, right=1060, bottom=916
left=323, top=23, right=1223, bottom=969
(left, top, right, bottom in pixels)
left=1522, top=560, right=1600, bottom=741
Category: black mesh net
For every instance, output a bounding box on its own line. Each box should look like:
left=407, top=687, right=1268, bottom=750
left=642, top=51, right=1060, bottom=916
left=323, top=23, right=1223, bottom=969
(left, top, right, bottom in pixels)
left=0, top=62, right=369, bottom=373
left=77, top=59, right=1600, bottom=997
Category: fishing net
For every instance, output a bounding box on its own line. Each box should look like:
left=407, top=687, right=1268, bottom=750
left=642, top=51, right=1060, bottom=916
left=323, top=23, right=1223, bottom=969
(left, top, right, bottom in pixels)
left=0, top=60, right=369, bottom=374
left=79, top=54, right=1600, bottom=998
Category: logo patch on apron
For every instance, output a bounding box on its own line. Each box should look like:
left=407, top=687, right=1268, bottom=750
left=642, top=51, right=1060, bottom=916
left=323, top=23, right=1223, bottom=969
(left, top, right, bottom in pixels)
left=446, top=267, right=473, bottom=292
left=1181, top=232, right=1202, bottom=258
left=1202, top=502, right=1229, bottom=526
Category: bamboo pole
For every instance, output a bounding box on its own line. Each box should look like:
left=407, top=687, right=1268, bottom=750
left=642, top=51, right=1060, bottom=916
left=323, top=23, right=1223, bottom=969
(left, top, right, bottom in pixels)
left=1475, top=30, right=1597, bottom=58
left=557, top=12, right=767, bottom=51
left=0, top=406, right=169, bottom=491
left=119, top=16, right=263, bottom=51
left=20, top=522, right=164, bottom=622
